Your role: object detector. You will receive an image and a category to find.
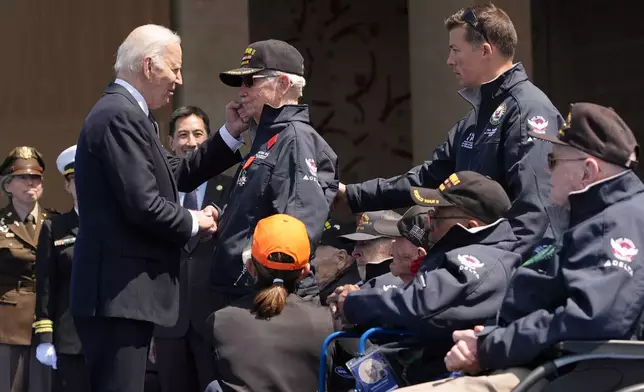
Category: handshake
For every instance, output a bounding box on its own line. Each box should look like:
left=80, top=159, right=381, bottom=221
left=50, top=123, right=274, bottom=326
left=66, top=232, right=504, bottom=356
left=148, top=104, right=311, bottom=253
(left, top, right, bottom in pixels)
left=193, top=204, right=221, bottom=239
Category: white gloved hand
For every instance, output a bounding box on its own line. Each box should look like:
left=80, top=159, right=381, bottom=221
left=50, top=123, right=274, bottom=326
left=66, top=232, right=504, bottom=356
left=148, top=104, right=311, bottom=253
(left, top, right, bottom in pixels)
left=36, top=343, right=57, bottom=369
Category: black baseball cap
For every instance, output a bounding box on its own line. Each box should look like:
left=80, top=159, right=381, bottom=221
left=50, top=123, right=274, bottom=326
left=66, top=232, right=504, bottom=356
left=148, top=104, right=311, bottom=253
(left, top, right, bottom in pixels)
left=338, top=210, right=402, bottom=242
left=529, top=102, right=639, bottom=169
left=318, top=218, right=355, bottom=253
left=373, top=205, right=433, bottom=249
left=410, top=171, right=511, bottom=224
left=219, top=39, right=305, bottom=87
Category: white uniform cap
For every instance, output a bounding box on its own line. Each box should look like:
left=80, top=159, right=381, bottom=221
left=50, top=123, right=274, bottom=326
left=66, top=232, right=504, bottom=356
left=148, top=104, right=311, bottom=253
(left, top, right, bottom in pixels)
left=56, top=145, right=77, bottom=176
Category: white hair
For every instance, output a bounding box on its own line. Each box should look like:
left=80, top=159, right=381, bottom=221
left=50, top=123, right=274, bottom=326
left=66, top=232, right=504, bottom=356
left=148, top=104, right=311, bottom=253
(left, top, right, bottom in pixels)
left=279, top=72, right=306, bottom=99
left=114, top=24, right=181, bottom=77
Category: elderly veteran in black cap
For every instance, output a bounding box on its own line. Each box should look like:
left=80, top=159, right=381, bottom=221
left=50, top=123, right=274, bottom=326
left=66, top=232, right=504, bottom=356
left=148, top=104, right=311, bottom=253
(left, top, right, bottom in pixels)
left=208, top=39, right=339, bottom=309
left=34, top=145, right=90, bottom=392
left=328, top=171, right=521, bottom=384
left=0, top=146, right=58, bottom=392
left=405, top=104, right=644, bottom=392
left=337, top=210, right=402, bottom=283
left=374, top=206, right=434, bottom=285
left=311, top=218, right=358, bottom=304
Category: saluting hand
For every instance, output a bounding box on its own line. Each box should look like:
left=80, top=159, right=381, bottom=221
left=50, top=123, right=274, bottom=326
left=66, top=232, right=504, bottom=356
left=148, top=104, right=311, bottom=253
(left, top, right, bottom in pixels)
left=225, top=101, right=251, bottom=138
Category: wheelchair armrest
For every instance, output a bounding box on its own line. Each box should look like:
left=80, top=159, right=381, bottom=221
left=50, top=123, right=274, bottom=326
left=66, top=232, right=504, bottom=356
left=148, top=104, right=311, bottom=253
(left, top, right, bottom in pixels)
left=341, top=325, right=371, bottom=334
left=556, top=340, right=644, bottom=356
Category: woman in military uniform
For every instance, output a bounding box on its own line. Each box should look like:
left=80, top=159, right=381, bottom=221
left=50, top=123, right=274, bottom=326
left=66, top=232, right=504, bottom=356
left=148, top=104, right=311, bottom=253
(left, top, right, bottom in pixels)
left=33, top=145, right=89, bottom=392
left=0, top=146, right=56, bottom=392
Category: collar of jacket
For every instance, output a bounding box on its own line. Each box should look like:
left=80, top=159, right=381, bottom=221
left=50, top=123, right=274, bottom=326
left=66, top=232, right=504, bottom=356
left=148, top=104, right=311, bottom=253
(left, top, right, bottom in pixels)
left=251, top=104, right=311, bottom=148
left=436, top=218, right=516, bottom=250
left=105, top=83, right=143, bottom=113
left=258, top=104, right=310, bottom=127
left=568, top=170, right=643, bottom=225
left=458, top=62, right=529, bottom=108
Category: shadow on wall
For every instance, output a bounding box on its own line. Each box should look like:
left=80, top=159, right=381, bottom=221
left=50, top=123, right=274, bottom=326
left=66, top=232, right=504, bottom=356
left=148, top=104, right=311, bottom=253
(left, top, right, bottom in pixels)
left=248, top=0, right=413, bottom=184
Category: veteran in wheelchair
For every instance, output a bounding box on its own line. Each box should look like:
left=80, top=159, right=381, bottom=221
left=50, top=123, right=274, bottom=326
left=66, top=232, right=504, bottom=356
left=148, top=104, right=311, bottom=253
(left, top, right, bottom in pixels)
left=397, top=104, right=644, bottom=392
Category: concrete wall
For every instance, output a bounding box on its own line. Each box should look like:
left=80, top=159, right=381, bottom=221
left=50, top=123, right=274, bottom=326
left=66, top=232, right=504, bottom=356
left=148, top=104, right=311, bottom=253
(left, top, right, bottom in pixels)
left=0, top=0, right=172, bottom=210
left=408, top=0, right=532, bottom=165
left=248, top=0, right=412, bottom=184
left=173, top=0, right=249, bottom=174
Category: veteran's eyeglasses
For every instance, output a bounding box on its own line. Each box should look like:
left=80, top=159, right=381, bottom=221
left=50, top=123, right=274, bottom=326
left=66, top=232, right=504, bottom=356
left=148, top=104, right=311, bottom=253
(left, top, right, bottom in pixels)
left=547, top=153, right=587, bottom=170
left=240, top=74, right=279, bottom=88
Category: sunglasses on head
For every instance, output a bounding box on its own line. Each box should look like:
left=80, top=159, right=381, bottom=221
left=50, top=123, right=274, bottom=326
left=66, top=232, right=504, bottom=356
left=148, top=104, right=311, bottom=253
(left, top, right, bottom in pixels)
left=462, top=8, right=490, bottom=43
left=240, top=73, right=279, bottom=88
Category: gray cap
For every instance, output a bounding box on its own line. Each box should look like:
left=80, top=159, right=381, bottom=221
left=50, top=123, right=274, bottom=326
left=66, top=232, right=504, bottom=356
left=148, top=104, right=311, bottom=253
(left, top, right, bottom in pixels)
left=374, top=205, right=433, bottom=249
left=338, top=210, right=402, bottom=242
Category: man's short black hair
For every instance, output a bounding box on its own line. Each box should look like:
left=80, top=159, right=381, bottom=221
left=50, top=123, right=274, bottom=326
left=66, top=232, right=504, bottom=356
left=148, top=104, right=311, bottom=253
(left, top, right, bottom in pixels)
left=169, top=105, right=211, bottom=137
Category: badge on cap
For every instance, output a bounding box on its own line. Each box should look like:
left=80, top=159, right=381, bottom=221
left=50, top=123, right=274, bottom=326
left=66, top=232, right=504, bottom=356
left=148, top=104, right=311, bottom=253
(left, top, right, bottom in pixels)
left=559, top=111, right=572, bottom=137
left=439, top=174, right=461, bottom=191
left=412, top=189, right=439, bottom=205
left=15, top=146, right=35, bottom=159
left=356, top=214, right=370, bottom=231
left=241, top=47, right=256, bottom=66
left=56, top=145, right=77, bottom=177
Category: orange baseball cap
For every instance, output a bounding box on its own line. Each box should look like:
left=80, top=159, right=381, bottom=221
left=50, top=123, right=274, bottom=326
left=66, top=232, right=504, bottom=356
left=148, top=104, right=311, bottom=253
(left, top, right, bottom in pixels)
left=251, top=214, right=311, bottom=271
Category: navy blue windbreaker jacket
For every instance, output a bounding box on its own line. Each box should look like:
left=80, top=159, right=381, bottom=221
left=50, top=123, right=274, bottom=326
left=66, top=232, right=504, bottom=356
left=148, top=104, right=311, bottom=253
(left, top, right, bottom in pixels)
left=211, top=105, right=339, bottom=295
left=479, top=171, right=644, bottom=369
left=346, top=63, right=563, bottom=257
left=343, top=219, right=521, bottom=338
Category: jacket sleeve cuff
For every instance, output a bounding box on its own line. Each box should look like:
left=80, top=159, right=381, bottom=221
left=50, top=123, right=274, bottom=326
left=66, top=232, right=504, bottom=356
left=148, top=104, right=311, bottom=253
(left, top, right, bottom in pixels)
left=33, top=320, right=54, bottom=344
left=218, top=125, right=244, bottom=152
left=345, top=184, right=360, bottom=213
left=189, top=210, right=199, bottom=237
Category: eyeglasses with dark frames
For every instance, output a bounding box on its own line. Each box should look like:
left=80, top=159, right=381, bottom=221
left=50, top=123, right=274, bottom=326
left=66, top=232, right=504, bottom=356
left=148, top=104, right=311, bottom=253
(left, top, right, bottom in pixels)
left=462, top=8, right=490, bottom=43
left=547, top=153, right=588, bottom=170
left=240, top=73, right=280, bottom=88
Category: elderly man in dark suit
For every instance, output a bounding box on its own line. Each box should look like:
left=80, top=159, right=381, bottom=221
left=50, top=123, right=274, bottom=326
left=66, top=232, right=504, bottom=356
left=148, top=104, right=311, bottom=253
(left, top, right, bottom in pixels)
left=71, top=24, right=246, bottom=392
left=150, top=106, right=234, bottom=392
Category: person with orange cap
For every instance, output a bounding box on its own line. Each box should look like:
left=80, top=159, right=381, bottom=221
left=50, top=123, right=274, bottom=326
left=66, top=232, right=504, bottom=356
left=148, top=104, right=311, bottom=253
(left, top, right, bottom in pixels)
left=0, top=146, right=58, bottom=392
left=208, top=214, right=333, bottom=392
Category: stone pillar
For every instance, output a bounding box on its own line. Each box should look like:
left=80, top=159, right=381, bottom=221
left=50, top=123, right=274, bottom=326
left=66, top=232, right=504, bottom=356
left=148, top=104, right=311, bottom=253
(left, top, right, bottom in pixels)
left=408, top=0, right=472, bottom=165
left=174, top=0, right=250, bottom=173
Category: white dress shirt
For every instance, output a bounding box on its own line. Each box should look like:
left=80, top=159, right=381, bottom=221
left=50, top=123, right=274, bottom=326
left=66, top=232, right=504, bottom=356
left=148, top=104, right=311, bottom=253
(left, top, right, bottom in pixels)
left=179, top=181, right=208, bottom=209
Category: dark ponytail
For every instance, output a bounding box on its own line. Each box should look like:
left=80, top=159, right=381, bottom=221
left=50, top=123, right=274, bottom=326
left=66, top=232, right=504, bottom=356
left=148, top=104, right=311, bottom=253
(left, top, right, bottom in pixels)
left=253, top=279, right=289, bottom=319
left=251, top=253, right=301, bottom=319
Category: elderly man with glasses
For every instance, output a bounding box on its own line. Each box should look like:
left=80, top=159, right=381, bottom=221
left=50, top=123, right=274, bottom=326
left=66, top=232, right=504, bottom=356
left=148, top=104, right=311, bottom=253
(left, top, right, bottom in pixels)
left=397, top=104, right=644, bottom=391
left=334, top=3, right=564, bottom=261
left=207, top=39, right=340, bottom=314
left=328, top=171, right=521, bottom=386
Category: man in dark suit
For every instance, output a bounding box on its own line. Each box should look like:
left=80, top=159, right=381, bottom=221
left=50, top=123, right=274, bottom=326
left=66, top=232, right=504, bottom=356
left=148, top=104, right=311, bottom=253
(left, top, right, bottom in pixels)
left=71, top=25, right=246, bottom=392
left=150, top=106, right=234, bottom=392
